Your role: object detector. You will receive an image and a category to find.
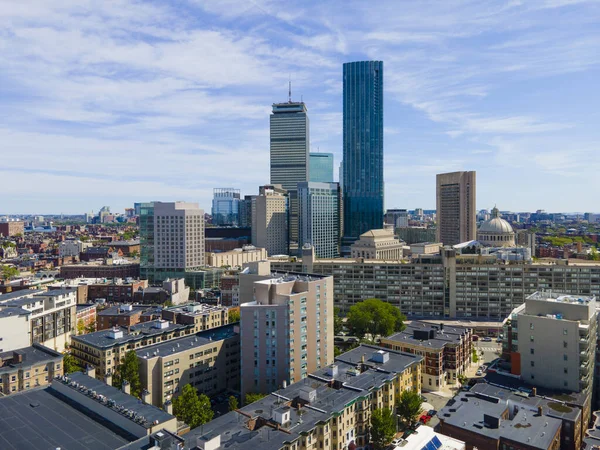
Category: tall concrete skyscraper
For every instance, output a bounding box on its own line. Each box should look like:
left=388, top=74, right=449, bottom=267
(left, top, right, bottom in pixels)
left=342, top=61, right=384, bottom=253
left=298, top=182, right=342, bottom=258
left=309, top=152, right=334, bottom=183
left=140, top=201, right=205, bottom=282
left=436, top=171, right=476, bottom=245
left=270, top=99, right=309, bottom=253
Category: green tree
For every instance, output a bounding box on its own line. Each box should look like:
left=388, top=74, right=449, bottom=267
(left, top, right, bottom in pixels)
left=1, top=265, right=19, bottom=280
left=472, top=348, right=479, bottom=363
left=370, top=408, right=396, bottom=449
left=85, top=320, right=96, bottom=334
left=112, top=350, right=142, bottom=398
left=244, top=392, right=267, bottom=405
left=63, top=354, right=82, bottom=374
left=457, top=374, right=468, bottom=385
left=130, top=250, right=140, bottom=258
left=228, top=309, right=240, bottom=323
left=396, top=389, right=423, bottom=427
left=334, top=346, right=342, bottom=357
left=347, top=298, right=406, bottom=340
left=334, top=307, right=344, bottom=335
left=173, top=385, right=213, bottom=428
left=228, top=395, right=239, bottom=411
left=76, top=319, right=85, bottom=335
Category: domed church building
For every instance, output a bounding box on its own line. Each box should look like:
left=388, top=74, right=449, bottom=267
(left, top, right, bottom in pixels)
left=477, top=206, right=515, bottom=247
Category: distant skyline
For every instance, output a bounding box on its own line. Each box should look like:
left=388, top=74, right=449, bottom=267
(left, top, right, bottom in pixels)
left=2, top=1, right=599, bottom=214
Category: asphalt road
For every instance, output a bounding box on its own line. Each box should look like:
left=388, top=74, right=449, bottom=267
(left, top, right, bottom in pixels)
left=421, top=391, right=451, bottom=429
left=474, top=341, right=502, bottom=366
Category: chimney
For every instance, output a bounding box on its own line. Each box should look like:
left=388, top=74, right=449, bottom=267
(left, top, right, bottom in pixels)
left=122, top=380, right=130, bottom=395
left=537, top=406, right=543, bottom=416
left=163, top=400, right=173, bottom=415
left=104, top=372, right=112, bottom=386
left=361, top=354, right=365, bottom=364
left=532, top=387, right=537, bottom=397
left=141, top=389, right=151, bottom=404
left=440, top=323, right=444, bottom=331
left=85, top=365, right=96, bottom=379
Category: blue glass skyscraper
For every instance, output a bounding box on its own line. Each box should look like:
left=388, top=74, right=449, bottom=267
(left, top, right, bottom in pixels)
left=342, top=61, right=384, bottom=249
left=309, top=152, right=334, bottom=183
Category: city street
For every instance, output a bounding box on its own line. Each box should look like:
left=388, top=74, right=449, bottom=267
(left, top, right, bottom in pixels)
left=474, top=341, right=502, bottom=366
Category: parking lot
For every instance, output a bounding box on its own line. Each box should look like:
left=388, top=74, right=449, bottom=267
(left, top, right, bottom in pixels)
left=420, top=391, right=452, bottom=429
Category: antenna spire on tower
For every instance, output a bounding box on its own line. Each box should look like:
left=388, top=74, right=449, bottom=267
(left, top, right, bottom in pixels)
left=288, top=76, right=292, bottom=103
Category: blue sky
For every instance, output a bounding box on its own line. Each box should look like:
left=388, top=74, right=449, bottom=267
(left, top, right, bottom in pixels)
left=1, top=0, right=599, bottom=215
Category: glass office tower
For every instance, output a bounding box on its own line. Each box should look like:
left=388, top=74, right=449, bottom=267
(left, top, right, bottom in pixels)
left=309, top=153, right=334, bottom=183
left=211, top=188, right=241, bottom=226
left=342, top=61, right=384, bottom=251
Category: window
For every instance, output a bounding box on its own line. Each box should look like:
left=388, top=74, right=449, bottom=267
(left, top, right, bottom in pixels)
left=563, top=329, right=568, bottom=335
left=530, top=335, right=534, bottom=342
left=530, top=361, right=535, bottom=367
left=564, top=354, right=568, bottom=361
left=530, top=348, right=534, bottom=355
left=530, top=323, right=534, bottom=330
left=564, top=368, right=568, bottom=374
left=563, top=341, right=568, bottom=348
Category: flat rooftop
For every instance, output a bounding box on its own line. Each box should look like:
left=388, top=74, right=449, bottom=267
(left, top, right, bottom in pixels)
left=163, top=303, right=227, bottom=316
left=0, top=344, right=62, bottom=375
left=98, top=305, right=150, bottom=317
left=136, top=324, right=238, bottom=360
left=0, top=388, right=129, bottom=450
left=384, top=321, right=470, bottom=350
left=184, top=344, right=422, bottom=450
left=527, top=291, right=596, bottom=304
left=71, top=320, right=191, bottom=349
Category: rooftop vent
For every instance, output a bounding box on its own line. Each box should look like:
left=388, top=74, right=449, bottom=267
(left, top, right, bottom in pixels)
left=108, top=328, right=124, bottom=339
left=153, top=320, right=169, bottom=329
left=371, top=350, right=389, bottom=364
left=326, top=364, right=338, bottom=377
left=299, top=386, right=317, bottom=403
left=120, top=304, right=133, bottom=312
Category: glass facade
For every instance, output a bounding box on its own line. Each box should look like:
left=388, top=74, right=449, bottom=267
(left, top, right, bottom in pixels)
left=298, top=182, right=341, bottom=258
left=139, top=202, right=155, bottom=281
left=309, top=153, right=334, bottom=183
left=211, top=188, right=241, bottom=226
left=342, top=61, right=384, bottom=246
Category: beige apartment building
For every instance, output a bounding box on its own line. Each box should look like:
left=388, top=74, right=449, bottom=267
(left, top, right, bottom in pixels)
left=0, top=344, right=63, bottom=395
left=381, top=321, right=472, bottom=390
left=251, top=184, right=288, bottom=256
left=137, top=324, right=240, bottom=407
left=184, top=345, right=423, bottom=450
left=161, top=303, right=228, bottom=333
left=206, top=245, right=267, bottom=268
left=436, top=171, right=476, bottom=246
left=70, top=320, right=194, bottom=379
left=240, top=264, right=333, bottom=397
left=271, top=249, right=600, bottom=320
left=350, top=228, right=404, bottom=260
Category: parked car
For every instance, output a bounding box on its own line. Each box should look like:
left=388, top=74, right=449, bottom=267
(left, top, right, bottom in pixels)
left=472, top=335, right=479, bottom=341
left=421, top=395, right=428, bottom=402
left=419, top=414, right=432, bottom=424
left=428, top=409, right=437, bottom=417
left=482, top=337, right=492, bottom=342
left=476, top=369, right=483, bottom=376
left=391, top=438, right=403, bottom=446
left=496, top=337, right=503, bottom=343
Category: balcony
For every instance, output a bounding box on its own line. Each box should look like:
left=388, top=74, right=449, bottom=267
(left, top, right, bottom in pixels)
left=580, top=361, right=590, bottom=376
left=580, top=351, right=589, bottom=362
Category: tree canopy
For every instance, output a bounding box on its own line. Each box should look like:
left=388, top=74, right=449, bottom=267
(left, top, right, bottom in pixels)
left=1, top=265, right=19, bottom=280
left=173, top=384, right=214, bottom=428
left=112, top=350, right=142, bottom=398
left=228, top=395, right=239, bottom=411
left=333, top=307, right=343, bottom=335
left=228, top=309, right=240, bottom=323
left=244, top=392, right=267, bottom=405
left=396, top=389, right=423, bottom=427
left=370, top=408, right=396, bottom=449
left=63, top=354, right=82, bottom=374
left=347, top=298, right=406, bottom=339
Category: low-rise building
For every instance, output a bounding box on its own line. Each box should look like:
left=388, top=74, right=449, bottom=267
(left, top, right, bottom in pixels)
left=184, top=345, right=423, bottom=450
left=350, top=228, right=404, bottom=260
left=381, top=321, right=472, bottom=390
left=109, top=240, right=141, bottom=256
left=97, top=304, right=152, bottom=330
left=161, top=303, right=228, bottom=333
left=75, top=303, right=97, bottom=334
left=133, top=278, right=190, bottom=306
left=60, top=262, right=140, bottom=279
left=137, top=324, right=240, bottom=407
left=70, top=320, right=194, bottom=379
left=0, top=344, right=63, bottom=395
left=410, top=242, right=442, bottom=255
left=440, top=382, right=584, bottom=450
left=0, top=220, right=24, bottom=237
left=206, top=245, right=268, bottom=268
